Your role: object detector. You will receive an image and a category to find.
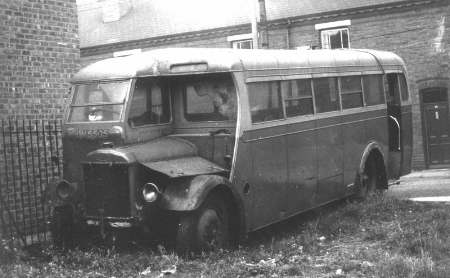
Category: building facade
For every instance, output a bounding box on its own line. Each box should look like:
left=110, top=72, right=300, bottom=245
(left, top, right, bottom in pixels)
left=78, top=0, right=449, bottom=169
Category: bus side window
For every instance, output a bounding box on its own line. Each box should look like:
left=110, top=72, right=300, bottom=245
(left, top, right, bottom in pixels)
left=313, top=77, right=339, bottom=113
left=399, top=74, right=409, bottom=102
left=248, top=81, right=283, bottom=123
left=340, top=76, right=363, bottom=109
left=363, top=75, right=385, bottom=106
left=282, top=79, right=314, bottom=117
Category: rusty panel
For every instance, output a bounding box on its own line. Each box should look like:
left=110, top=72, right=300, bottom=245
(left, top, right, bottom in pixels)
left=242, top=125, right=288, bottom=230
left=284, top=119, right=317, bottom=214
left=342, top=113, right=367, bottom=188
left=176, top=135, right=235, bottom=169
left=316, top=116, right=344, bottom=203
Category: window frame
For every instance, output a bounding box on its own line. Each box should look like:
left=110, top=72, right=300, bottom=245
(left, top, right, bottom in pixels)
left=339, top=75, right=364, bottom=110
left=320, top=27, right=350, bottom=49
left=127, top=78, right=172, bottom=128
left=312, top=77, right=341, bottom=113
left=282, top=79, right=315, bottom=118
left=247, top=81, right=284, bottom=124
left=362, top=74, right=385, bottom=106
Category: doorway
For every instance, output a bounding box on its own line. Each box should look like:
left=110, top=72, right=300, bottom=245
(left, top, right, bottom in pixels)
left=421, top=87, right=450, bottom=166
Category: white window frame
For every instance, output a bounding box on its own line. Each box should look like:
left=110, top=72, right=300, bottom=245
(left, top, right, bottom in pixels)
left=227, top=33, right=254, bottom=49
left=315, top=20, right=351, bottom=49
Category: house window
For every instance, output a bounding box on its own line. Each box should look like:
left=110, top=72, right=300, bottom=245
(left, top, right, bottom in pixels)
left=227, top=33, right=254, bottom=49
left=321, top=28, right=350, bottom=49
left=315, top=20, right=351, bottom=49
left=232, top=39, right=253, bottom=49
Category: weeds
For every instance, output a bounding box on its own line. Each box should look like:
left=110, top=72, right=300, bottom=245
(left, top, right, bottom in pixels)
left=1, top=194, right=450, bottom=277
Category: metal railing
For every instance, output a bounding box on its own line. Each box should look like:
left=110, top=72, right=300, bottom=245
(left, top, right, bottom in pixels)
left=0, top=119, right=62, bottom=246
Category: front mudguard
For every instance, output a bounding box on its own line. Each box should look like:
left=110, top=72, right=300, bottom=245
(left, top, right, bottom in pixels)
left=159, top=175, right=233, bottom=211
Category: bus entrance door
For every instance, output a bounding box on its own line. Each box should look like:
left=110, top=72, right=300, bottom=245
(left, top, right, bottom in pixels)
left=386, top=73, right=412, bottom=179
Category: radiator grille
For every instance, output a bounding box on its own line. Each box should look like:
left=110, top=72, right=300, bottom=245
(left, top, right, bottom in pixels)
left=83, top=164, right=130, bottom=217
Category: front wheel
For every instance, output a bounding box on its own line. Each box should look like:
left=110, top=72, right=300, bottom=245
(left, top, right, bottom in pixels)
left=175, top=194, right=230, bottom=255
left=51, top=206, right=74, bottom=250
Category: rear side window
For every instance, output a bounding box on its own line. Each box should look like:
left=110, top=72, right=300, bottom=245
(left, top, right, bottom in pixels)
left=363, top=75, right=385, bottom=106
left=282, top=79, right=314, bottom=117
left=313, top=77, right=339, bottom=113
left=340, top=76, right=363, bottom=109
left=248, top=81, right=283, bottom=123
left=399, top=74, right=409, bottom=101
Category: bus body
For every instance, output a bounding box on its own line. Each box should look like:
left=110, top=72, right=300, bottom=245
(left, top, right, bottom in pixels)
left=49, top=48, right=412, bottom=251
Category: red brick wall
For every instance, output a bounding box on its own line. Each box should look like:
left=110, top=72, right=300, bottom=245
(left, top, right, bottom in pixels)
left=0, top=0, right=79, bottom=240
left=0, top=0, right=80, bottom=120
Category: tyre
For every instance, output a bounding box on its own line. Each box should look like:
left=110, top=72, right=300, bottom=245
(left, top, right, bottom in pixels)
left=175, top=194, right=230, bottom=255
left=355, top=157, right=381, bottom=200
left=51, top=205, right=74, bottom=250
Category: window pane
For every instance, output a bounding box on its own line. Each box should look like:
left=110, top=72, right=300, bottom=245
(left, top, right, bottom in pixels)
left=342, top=93, right=363, bottom=109
left=341, top=76, right=362, bottom=109
left=313, top=77, right=339, bottom=113
left=399, top=74, right=409, bottom=101
left=363, top=75, right=385, bottom=106
left=321, top=28, right=350, bottom=49
left=69, top=104, right=123, bottom=122
left=72, top=81, right=129, bottom=105
left=248, top=82, right=283, bottom=123
left=283, top=79, right=313, bottom=117
left=286, top=99, right=314, bottom=117
left=128, top=79, right=170, bottom=126
left=233, top=39, right=253, bottom=49
left=329, top=30, right=342, bottom=49
left=341, top=76, right=361, bottom=92
left=69, top=81, right=129, bottom=122
left=184, top=75, right=237, bottom=122
left=342, top=29, right=349, bottom=48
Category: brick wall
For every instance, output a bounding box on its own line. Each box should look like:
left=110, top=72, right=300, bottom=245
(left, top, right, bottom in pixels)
left=0, top=0, right=80, bottom=120
left=0, top=0, right=79, bottom=241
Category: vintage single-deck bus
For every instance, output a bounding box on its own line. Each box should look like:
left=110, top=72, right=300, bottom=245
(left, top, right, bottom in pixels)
left=49, top=48, right=412, bottom=252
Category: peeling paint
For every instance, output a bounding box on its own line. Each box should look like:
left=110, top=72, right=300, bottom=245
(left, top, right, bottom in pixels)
left=433, top=16, right=446, bottom=53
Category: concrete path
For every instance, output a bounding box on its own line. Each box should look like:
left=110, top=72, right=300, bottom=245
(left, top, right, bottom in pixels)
left=386, top=168, right=450, bottom=202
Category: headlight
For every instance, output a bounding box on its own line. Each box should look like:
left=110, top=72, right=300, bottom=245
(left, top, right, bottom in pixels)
left=142, top=183, right=161, bottom=203
left=56, top=180, right=71, bottom=200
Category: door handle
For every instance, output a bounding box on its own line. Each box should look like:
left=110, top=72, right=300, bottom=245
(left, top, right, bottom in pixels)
left=389, top=116, right=401, bottom=151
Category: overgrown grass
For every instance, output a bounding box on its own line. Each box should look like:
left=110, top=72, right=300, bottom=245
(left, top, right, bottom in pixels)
left=1, top=194, right=450, bottom=277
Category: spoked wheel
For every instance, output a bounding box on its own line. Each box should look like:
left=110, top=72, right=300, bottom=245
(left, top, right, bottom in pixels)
left=176, top=194, right=230, bottom=255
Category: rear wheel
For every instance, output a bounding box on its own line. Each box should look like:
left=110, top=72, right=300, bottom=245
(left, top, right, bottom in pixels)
left=356, top=157, right=384, bottom=200
left=176, top=194, right=230, bottom=255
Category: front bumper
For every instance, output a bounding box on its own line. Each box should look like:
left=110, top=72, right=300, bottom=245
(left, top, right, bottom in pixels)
left=85, top=216, right=140, bottom=228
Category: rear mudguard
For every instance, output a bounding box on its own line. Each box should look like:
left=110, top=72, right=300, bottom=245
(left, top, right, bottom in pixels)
left=358, top=141, right=388, bottom=189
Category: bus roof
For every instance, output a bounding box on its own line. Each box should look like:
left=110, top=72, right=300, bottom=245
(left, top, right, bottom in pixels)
left=72, top=48, right=406, bottom=82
